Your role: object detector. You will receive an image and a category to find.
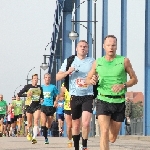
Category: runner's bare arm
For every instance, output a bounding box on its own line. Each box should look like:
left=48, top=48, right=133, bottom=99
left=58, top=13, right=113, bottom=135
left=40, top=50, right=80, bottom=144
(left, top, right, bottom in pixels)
left=54, top=95, right=59, bottom=107
left=86, top=61, right=97, bottom=85
left=124, top=58, right=138, bottom=87
left=55, top=95, right=59, bottom=102
left=56, top=71, right=70, bottom=81
left=56, top=66, right=75, bottom=81
left=59, top=86, right=66, bottom=97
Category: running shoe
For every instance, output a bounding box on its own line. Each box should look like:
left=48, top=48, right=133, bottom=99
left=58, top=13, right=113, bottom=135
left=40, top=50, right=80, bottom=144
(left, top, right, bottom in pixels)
left=80, top=145, right=89, bottom=150
left=12, top=134, right=16, bottom=137
left=45, top=138, right=49, bottom=144
left=59, top=131, right=62, bottom=137
left=32, top=138, right=37, bottom=144
left=27, top=132, right=32, bottom=141
left=67, top=140, right=72, bottom=148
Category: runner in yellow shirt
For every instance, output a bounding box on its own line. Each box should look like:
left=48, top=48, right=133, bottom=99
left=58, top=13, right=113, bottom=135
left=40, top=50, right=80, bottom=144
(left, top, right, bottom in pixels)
left=18, top=74, right=43, bottom=144
left=60, top=83, right=72, bottom=147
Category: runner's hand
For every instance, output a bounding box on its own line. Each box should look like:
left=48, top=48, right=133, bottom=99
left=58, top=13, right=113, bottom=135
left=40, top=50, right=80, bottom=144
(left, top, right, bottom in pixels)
left=67, top=67, right=75, bottom=75
left=90, top=75, right=98, bottom=85
left=53, top=101, right=58, bottom=107
left=40, top=99, right=44, bottom=104
left=111, top=84, right=124, bottom=93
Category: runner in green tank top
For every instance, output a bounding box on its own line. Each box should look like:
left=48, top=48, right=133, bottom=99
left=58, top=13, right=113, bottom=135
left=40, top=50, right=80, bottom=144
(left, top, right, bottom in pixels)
left=86, top=35, right=138, bottom=150
left=12, top=95, right=23, bottom=136
left=96, top=55, right=127, bottom=103
left=0, top=94, right=7, bottom=136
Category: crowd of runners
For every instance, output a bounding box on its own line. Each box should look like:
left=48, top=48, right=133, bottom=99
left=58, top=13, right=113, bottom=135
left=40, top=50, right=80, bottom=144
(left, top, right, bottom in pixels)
left=0, top=35, right=138, bottom=150
left=0, top=73, right=66, bottom=143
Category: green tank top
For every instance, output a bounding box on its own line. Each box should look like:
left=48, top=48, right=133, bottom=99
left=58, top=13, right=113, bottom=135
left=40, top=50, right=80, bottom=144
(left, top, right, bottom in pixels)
left=96, top=55, right=127, bottom=103
left=0, top=100, right=7, bottom=114
left=12, top=100, right=23, bottom=115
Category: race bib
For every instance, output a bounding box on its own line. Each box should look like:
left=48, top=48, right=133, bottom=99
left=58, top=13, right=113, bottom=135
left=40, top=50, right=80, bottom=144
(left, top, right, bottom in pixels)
left=58, top=102, right=64, bottom=107
left=76, top=78, right=88, bottom=88
left=16, top=103, right=22, bottom=107
left=43, top=92, right=51, bottom=98
left=0, top=106, right=4, bottom=111
left=32, top=95, right=40, bottom=101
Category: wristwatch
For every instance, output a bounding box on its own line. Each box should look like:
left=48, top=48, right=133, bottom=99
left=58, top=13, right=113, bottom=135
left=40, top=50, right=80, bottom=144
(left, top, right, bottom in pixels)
left=123, top=83, right=127, bottom=88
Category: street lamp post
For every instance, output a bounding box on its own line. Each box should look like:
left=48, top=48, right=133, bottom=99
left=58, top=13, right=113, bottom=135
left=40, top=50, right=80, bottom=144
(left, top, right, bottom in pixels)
left=69, top=14, right=97, bottom=57
left=39, top=68, right=42, bottom=86
left=40, top=55, right=50, bottom=71
left=40, top=54, right=61, bottom=71
left=68, top=20, right=79, bottom=41
left=26, top=68, right=42, bottom=86
left=14, top=85, right=22, bottom=97
left=40, top=54, right=61, bottom=87
left=68, top=0, right=97, bottom=137
left=93, top=0, right=97, bottom=59
left=27, top=67, right=35, bottom=84
left=45, top=41, right=53, bottom=51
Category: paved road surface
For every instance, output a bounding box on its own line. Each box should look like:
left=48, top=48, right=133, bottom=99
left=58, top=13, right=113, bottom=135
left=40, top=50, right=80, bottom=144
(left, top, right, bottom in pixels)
left=0, top=136, right=150, bottom=150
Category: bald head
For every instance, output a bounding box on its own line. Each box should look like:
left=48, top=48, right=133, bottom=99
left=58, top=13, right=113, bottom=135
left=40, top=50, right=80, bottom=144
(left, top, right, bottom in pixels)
left=0, top=94, right=3, bottom=101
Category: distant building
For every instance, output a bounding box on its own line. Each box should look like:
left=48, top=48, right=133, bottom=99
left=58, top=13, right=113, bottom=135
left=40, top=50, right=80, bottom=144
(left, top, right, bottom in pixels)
left=126, top=91, right=144, bottom=103
left=126, top=91, right=144, bottom=119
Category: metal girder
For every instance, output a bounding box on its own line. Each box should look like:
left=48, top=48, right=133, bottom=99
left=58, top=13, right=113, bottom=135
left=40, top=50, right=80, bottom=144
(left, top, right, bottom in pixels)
left=144, top=0, right=150, bottom=135
left=63, top=0, right=74, bottom=12
left=102, top=0, right=108, bottom=56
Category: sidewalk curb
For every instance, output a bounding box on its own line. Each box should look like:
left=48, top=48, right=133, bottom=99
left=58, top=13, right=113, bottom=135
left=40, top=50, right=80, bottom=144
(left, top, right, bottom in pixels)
left=117, top=135, right=150, bottom=141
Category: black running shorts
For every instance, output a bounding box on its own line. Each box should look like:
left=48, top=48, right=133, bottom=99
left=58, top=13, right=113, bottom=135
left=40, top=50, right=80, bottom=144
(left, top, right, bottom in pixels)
left=96, top=100, right=125, bottom=122
left=70, top=95, right=93, bottom=120
left=64, top=110, right=71, bottom=115
left=0, top=114, right=5, bottom=120
left=14, top=114, right=22, bottom=122
left=41, top=105, right=56, bottom=116
left=26, top=104, right=41, bottom=114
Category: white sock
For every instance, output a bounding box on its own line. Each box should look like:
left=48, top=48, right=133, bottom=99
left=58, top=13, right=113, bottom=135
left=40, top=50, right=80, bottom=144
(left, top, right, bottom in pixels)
left=12, top=128, right=14, bottom=134
left=33, top=126, right=38, bottom=139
